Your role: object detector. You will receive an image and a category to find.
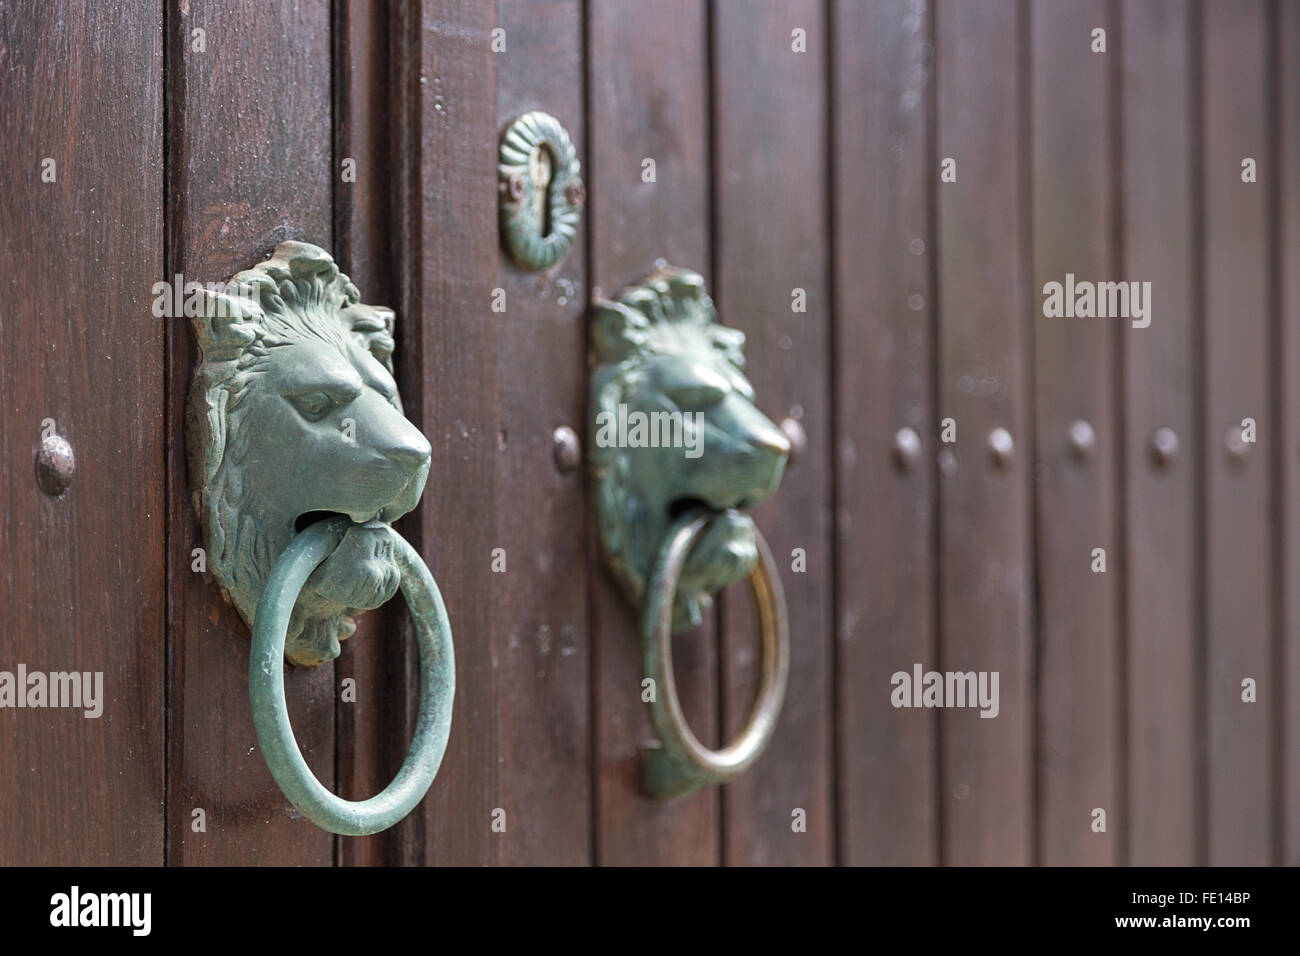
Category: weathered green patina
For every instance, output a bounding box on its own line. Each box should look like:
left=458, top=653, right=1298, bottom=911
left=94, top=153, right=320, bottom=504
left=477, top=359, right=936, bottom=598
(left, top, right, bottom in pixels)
left=589, top=266, right=791, bottom=631
left=588, top=266, right=791, bottom=797
left=186, top=241, right=431, bottom=667
left=250, top=517, right=454, bottom=836
left=187, top=241, right=453, bottom=834
left=498, top=111, right=583, bottom=270
left=640, top=507, right=789, bottom=799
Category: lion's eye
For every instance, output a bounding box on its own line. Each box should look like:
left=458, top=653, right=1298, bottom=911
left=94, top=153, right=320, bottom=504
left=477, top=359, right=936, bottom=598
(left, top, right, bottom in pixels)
left=289, top=391, right=335, bottom=421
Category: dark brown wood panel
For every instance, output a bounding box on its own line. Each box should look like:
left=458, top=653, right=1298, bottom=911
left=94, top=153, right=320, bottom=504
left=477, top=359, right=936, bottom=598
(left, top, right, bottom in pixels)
left=0, top=0, right=165, bottom=865
left=165, top=0, right=336, bottom=866
left=494, top=0, right=591, bottom=865
left=832, top=0, right=938, bottom=867
left=1283, top=0, right=1300, bottom=868
left=935, top=0, right=1033, bottom=865
left=390, top=0, right=504, bottom=866
left=334, top=0, right=403, bottom=868
left=586, top=0, right=719, bottom=865
left=1201, top=0, right=1274, bottom=866
left=713, top=0, right=833, bottom=867
left=1120, top=0, right=1198, bottom=866
left=1031, top=0, right=1121, bottom=866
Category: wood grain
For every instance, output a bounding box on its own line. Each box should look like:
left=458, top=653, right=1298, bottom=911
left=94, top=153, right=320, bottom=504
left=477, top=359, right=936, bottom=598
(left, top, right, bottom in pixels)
left=586, top=0, right=719, bottom=865
left=334, top=0, right=404, bottom=868
left=1201, top=0, right=1274, bottom=866
left=1119, top=0, right=1198, bottom=866
left=1282, top=0, right=1300, bottom=868
left=1031, top=0, right=1121, bottom=866
left=0, top=0, right=165, bottom=865
left=712, top=0, right=833, bottom=866
left=165, top=0, right=336, bottom=866
left=390, top=0, right=505, bottom=866
left=934, top=0, right=1033, bottom=865
left=494, top=0, right=592, bottom=865
left=832, top=0, right=939, bottom=867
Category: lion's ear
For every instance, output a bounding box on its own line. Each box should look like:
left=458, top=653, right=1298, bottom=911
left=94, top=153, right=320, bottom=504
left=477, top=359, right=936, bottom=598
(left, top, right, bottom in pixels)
left=344, top=303, right=397, bottom=374
left=192, top=290, right=262, bottom=363
left=592, top=300, right=650, bottom=362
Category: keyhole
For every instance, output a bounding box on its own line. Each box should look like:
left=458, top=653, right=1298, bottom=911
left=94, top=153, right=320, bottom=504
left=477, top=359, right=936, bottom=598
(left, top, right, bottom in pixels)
left=528, top=146, right=554, bottom=238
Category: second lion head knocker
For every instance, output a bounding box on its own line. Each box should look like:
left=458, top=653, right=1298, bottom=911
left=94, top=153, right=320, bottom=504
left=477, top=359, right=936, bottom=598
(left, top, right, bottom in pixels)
left=589, top=266, right=794, bottom=797
left=186, top=241, right=431, bottom=666
left=589, top=266, right=791, bottom=632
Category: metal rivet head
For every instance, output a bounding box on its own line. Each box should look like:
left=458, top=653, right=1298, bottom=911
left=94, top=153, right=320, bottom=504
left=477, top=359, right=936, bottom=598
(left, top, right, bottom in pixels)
left=1067, top=419, right=1096, bottom=461
left=937, top=447, right=958, bottom=477
left=564, top=179, right=586, bottom=209
left=506, top=170, right=527, bottom=201
left=36, top=433, right=75, bottom=496
left=1225, top=425, right=1248, bottom=460
left=552, top=425, right=581, bottom=473
left=988, top=427, right=1015, bottom=469
left=1151, top=427, right=1179, bottom=468
left=892, top=427, right=922, bottom=471
left=780, top=417, right=807, bottom=464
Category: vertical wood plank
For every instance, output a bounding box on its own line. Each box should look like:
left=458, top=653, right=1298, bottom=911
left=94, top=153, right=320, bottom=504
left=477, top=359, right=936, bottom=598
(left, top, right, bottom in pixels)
left=1031, top=0, right=1121, bottom=866
left=1120, top=0, right=1198, bottom=866
left=935, top=0, right=1033, bottom=865
left=494, top=0, right=591, bottom=865
left=390, top=0, right=504, bottom=866
left=1282, top=0, right=1300, bottom=868
left=165, top=0, right=336, bottom=865
left=0, top=0, right=165, bottom=865
left=1201, top=0, right=1274, bottom=866
left=335, top=0, right=403, bottom=868
left=587, top=0, right=719, bottom=865
left=713, top=0, right=833, bottom=867
left=831, top=0, right=938, bottom=866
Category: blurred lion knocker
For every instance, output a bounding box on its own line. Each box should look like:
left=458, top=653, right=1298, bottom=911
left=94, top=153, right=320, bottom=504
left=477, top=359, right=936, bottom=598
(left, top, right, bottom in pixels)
left=590, top=266, right=790, bottom=632
left=186, top=241, right=431, bottom=666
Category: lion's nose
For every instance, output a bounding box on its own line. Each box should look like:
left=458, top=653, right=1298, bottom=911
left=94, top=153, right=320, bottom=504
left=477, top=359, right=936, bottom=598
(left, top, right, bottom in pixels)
left=374, top=402, right=432, bottom=469
left=753, top=426, right=791, bottom=460
left=747, top=415, right=791, bottom=464
left=384, top=427, right=432, bottom=469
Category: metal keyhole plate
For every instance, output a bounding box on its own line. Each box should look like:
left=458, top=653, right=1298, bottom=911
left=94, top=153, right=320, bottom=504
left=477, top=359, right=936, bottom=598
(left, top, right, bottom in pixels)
left=499, top=111, right=583, bottom=270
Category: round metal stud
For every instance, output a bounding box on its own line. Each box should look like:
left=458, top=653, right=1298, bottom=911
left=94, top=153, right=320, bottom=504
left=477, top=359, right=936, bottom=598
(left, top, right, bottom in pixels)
left=988, top=427, right=1015, bottom=469
left=1067, top=419, right=1096, bottom=462
left=35, top=433, right=75, bottom=496
left=1225, top=425, right=1249, bottom=460
left=892, top=427, right=922, bottom=471
left=780, top=417, right=807, bottom=464
left=1151, top=426, right=1179, bottom=468
left=552, top=425, right=581, bottom=473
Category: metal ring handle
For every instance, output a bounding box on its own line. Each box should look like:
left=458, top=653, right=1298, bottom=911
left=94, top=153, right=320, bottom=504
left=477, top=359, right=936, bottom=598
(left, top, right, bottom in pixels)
left=641, top=509, right=790, bottom=799
left=249, top=517, right=454, bottom=836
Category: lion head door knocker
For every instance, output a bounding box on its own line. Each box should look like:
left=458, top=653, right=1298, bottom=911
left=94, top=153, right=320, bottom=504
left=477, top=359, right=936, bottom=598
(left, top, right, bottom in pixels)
left=588, top=266, right=792, bottom=798
left=187, top=241, right=454, bottom=835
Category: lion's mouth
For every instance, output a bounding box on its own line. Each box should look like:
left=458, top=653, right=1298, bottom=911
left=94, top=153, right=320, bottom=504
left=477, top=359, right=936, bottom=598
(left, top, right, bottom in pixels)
left=668, top=495, right=753, bottom=522
left=296, top=510, right=353, bottom=533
